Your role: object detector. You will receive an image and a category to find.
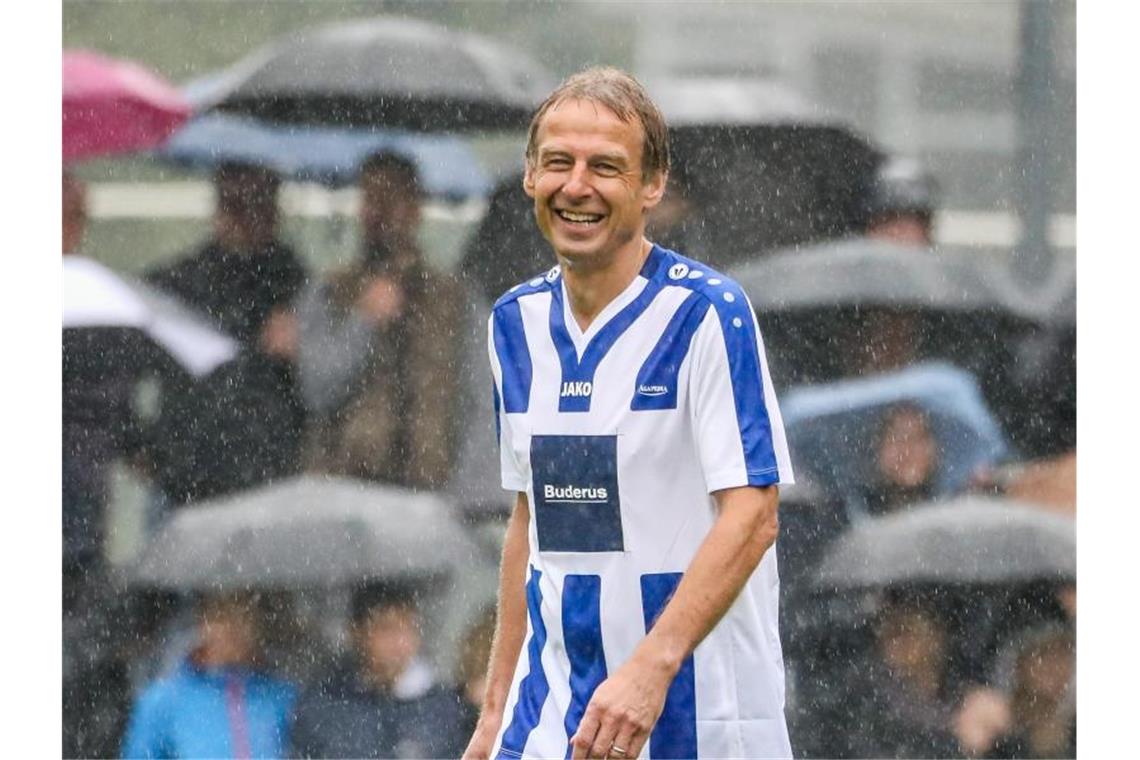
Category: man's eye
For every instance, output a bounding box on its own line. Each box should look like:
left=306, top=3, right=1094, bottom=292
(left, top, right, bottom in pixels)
left=594, top=163, right=620, bottom=176
left=545, top=158, right=572, bottom=169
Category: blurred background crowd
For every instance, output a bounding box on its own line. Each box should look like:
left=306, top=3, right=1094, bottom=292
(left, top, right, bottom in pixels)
left=62, top=2, right=1075, bottom=758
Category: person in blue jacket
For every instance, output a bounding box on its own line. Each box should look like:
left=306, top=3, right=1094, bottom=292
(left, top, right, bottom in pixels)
left=121, top=591, right=297, bottom=759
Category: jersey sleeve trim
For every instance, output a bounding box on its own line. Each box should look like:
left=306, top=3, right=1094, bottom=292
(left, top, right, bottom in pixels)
left=492, top=299, right=533, bottom=413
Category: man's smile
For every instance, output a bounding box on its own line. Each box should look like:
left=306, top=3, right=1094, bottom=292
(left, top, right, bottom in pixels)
left=554, top=208, right=606, bottom=226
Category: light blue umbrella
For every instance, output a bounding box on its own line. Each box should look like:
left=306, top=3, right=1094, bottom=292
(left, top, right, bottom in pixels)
left=780, top=361, right=1010, bottom=518
left=156, top=112, right=491, bottom=199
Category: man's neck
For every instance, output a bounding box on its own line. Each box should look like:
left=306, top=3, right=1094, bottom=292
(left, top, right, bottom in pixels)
left=561, top=237, right=652, bottom=332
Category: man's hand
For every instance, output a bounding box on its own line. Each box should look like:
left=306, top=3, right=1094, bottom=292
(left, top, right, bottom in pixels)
left=259, top=307, right=298, bottom=360
left=462, top=715, right=502, bottom=760
left=953, top=687, right=1011, bottom=757
left=355, top=276, right=405, bottom=327
left=569, top=652, right=675, bottom=759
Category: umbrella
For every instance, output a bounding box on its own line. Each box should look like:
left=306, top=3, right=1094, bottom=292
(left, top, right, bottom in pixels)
left=812, top=496, right=1075, bottom=591
left=63, top=255, right=237, bottom=377
left=129, top=475, right=481, bottom=590
left=648, top=77, right=882, bottom=264
left=729, top=238, right=1043, bottom=388
left=199, top=16, right=555, bottom=131
left=156, top=112, right=491, bottom=199
left=731, top=237, right=1032, bottom=315
left=780, top=361, right=1009, bottom=510
left=63, top=50, right=191, bottom=162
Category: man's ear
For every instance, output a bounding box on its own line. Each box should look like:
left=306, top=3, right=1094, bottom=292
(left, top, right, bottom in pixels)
left=641, top=169, right=668, bottom=211
left=523, top=162, right=537, bottom=199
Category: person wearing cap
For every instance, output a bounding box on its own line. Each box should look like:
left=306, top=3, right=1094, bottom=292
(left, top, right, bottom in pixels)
left=288, top=581, right=466, bottom=759
left=863, top=155, right=941, bottom=247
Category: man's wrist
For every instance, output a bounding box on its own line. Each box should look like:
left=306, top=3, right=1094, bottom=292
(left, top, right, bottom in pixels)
left=632, top=634, right=687, bottom=680
left=474, top=709, right=504, bottom=735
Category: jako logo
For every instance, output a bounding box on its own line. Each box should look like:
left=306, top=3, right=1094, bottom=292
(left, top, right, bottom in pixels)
left=544, top=484, right=609, bottom=501
left=561, top=381, right=592, bottom=398
left=637, top=384, right=668, bottom=397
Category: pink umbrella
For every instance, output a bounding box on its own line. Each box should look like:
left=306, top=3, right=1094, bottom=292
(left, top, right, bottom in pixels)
left=63, top=50, right=191, bottom=163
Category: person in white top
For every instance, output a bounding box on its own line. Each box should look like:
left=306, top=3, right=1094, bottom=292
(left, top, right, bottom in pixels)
left=464, top=67, right=795, bottom=760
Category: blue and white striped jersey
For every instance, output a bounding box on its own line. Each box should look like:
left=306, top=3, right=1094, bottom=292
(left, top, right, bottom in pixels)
left=487, top=245, right=794, bottom=759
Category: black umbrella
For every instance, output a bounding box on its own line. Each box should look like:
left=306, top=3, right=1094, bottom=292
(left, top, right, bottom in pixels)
left=648, top=77, right=882, bottom=266
left=812, top=496, right=1075, bottom=591
left=727, top=238, right=1042, bottom=387
left=199, top=15, right=555, bottom=131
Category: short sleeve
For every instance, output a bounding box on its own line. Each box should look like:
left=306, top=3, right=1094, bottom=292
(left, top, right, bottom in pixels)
left=688, top=293, right=794, bottom=493
left=487, top=312, right=528, bottom=492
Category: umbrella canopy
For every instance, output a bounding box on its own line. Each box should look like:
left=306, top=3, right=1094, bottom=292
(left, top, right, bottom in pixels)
left=63, top=255, right=237, bottom=377
left=647, top=76, right=841, bottom=128
left=781, top=361, right=1009, bottom=505
left=645, top=77, right=882, bottom=265
left=156, top=112, right=491, bottom=198
left=129, top=475, right=481, bottom=590
left=731, top=237, right=1031, bottom=315
left=63, top=50, right=191, bottom=163
left=813, top=496, right=1075, bottom=591
left=200, top=16, right=555, bottom=130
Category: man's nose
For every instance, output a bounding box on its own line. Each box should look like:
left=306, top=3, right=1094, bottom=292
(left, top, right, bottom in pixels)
left=561, top=162, right=592, bottom=199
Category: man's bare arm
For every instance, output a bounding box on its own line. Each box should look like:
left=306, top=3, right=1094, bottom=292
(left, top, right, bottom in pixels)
left=463, top=492, right=531, bottom=760
left=571, top=484, right=780, bottom=759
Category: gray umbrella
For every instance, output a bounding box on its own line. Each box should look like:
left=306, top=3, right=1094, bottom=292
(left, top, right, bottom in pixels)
left=199, top=15, right=555, bottom=130
left=813, top=496, right=1075, bottom=591
left=130, top=475, right=481, bottom=590
left=730, top=238, right=1036, bottom=316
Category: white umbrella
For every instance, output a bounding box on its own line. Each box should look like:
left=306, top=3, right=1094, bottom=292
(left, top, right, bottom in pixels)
left=63, top=255, right=237, bottom=377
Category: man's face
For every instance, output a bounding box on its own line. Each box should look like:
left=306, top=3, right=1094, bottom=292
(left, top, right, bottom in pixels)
left=524, top=98, right=665, bottom=271
left=877, top=407, right=937, bottom=489
left=356, top=604, right=421, bottom=687
left=360, top=167, right=422, bottom=247
left=216, top=170, right=280, bottom=250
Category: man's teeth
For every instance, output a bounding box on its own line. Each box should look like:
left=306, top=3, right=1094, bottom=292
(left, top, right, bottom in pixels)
left=558, top=210, right=603, bottom=223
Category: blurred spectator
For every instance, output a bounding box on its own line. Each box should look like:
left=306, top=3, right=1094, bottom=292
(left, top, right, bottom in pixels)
left=146, top=161, right=309, bottom=504
left=988, top=624, right=1076, bottom=759
left=120, top=591, right=297, bottom=759
left=453, top=605, right=497, bottom=741
left=289, top=580, right=465, bottom=758
left=645, top=164, right=710, bottom=262
left=62, top=171, right=143, bottom=575
left=146, top=162, right=306, bottom=344
left=64, top=170, right=164, bottom=756
left=298, top=151, right=466, bottom=488
left=861, top=403, right=940, bottom=514
left=863, top=155, right=939, bottom=246
left=854, top=593, right=962, bottom=758
left=843, top=308, right=924, bottom=375
left=459, top=171, right=551, bottom=304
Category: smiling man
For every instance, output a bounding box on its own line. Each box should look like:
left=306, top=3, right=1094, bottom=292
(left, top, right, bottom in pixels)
left=464, top=68, right=794, bottom=760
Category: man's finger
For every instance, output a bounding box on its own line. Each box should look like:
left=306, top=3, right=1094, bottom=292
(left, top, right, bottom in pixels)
left=570, top=710, right=601, bottom=760
left=588, top=713, right=621, bottom=759
left=610, top=724, right=637, bottom=760
left=623, top=725, right=651, bottom=760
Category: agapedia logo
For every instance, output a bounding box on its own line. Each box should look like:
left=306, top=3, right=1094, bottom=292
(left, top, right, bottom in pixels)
left=637, top=384, right=668, bottom=397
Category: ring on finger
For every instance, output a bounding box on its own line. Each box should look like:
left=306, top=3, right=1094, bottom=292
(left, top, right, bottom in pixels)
left=610, top=745, right=628, bottom=757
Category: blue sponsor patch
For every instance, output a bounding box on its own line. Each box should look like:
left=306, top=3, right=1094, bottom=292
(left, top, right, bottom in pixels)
left=531, top=435, right=623, bottom=553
